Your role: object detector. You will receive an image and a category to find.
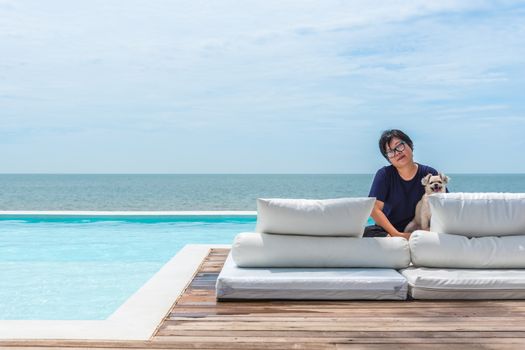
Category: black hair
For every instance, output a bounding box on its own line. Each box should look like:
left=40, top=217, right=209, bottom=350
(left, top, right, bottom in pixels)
left=379, top=129, right=414, bottom=161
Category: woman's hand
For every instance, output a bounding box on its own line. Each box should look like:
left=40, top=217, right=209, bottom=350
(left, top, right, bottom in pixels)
left=388, top=231, right=411, bottom=239
left=397, top=231, right=412, bottom=240
left=371, top=200, right=412, bottom=239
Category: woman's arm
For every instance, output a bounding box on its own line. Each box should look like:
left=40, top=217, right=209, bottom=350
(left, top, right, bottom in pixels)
left=370, top=200, right=411, bottom=239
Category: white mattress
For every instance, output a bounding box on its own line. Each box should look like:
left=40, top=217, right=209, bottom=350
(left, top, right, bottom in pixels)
left=409, top=231, right=525, bottom=268
left=216, top=254, right=408, bottom=300
left=232, top=232, right=410, bottom=268
left=401, top=267, right=525, bottom=299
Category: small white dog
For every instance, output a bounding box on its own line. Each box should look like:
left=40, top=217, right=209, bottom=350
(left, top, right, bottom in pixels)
left=404, top=173, right=450, bottom=233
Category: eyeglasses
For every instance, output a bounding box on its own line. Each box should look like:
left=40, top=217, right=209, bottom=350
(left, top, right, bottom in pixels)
left=386, top=141, right=406, bottom=159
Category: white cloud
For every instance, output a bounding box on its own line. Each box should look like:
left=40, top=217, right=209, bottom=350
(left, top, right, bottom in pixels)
left=1, top=0, right=525, bottom=172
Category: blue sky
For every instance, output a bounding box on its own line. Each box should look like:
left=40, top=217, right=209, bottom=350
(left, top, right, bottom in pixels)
left=1, top=0, right=525, bottom=173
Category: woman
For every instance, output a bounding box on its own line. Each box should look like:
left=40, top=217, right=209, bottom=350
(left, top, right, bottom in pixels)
left=364, top=129, right=441, bottom=239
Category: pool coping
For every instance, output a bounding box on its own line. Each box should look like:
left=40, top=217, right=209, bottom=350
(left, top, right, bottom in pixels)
left=0, top=244, right=230, bottom=340
left=0, top=210, right=257, bottom=216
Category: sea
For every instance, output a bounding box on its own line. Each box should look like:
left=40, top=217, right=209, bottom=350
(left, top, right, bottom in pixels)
left=1, top=174, right=524, bottom=210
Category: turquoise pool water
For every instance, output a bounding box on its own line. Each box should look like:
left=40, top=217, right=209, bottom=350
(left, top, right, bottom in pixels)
left=0, top=215, right=256, bottom=320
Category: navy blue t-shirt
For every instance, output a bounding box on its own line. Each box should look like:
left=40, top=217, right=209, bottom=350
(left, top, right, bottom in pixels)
left=368, top=164, right=438, bottom=232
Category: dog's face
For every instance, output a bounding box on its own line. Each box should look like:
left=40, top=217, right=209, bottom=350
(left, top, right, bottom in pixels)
left=421, top=173, right=449, bottom=194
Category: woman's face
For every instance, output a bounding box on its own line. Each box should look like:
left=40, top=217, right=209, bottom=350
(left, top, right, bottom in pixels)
left=386, top=137, right=413, bottom=167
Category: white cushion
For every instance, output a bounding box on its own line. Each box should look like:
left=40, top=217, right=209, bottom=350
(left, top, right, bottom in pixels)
left=232, top=232, right=410, bottom=268
left=256, top=197, right=375, bottom=237
left=401, top=267, right=525, bottom=299
left=429, top=193, right=525, bottom=237
left=409, top=230, right=525, bottom=268
left=217, top=254, right=408, bottom=300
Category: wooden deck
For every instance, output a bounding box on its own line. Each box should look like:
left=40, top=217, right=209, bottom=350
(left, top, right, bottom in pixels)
left=3, top=248, right=525, bottom=349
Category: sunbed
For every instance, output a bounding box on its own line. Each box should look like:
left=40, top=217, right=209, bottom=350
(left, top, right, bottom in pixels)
left=216, top=193, right=525, bottom=300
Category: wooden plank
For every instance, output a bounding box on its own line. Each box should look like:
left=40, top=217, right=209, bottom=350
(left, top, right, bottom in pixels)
left=167, top=308, right=525, bottom=317
left=174, top=299, right=525, bottom=308
left=165, top=317, right=525, bottom=325
left=0, top=339, right=334, bottom=349
left=337, top=346, right=525, bottom=350
left=160, top=321, right=525, bottom=332
left=152, top=336, right=525, bottom=344
left=2, top=347, right=333, bottom=350
left=155, top=330, right=525, bottom=338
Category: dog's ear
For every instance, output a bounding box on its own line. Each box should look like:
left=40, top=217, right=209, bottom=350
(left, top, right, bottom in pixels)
left=421, top=173, right=432, bottom=186
left=439, top=173, right=450, bottom=184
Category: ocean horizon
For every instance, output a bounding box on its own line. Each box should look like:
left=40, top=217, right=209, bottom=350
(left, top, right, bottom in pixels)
left=1, top=173, right=524, bottom=211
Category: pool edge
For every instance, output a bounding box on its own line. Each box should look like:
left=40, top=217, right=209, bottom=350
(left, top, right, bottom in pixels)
left=0, top=210, right=257, bottom=216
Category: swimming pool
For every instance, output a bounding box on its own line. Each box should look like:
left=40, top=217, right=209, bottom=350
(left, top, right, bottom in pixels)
left=0, top=212, right=256, bottom=320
